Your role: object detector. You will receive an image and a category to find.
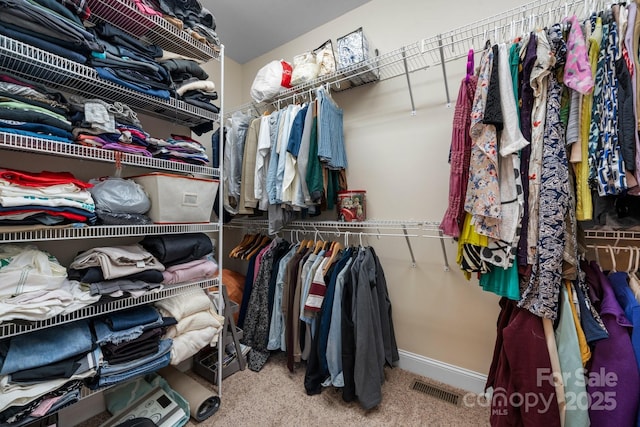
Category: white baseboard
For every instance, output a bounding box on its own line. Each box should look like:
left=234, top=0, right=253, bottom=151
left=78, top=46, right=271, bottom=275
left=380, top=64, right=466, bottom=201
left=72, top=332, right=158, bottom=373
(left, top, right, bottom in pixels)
left=397, top=349, right=487, bottom=394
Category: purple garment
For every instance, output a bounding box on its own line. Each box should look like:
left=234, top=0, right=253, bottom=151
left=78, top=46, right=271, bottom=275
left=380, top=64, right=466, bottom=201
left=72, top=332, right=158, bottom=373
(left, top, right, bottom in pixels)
left=517, top=34, right=537, bottom=269
left=101, top=143, right=152, bottom=157
left=585, top=261, right=640, bottom=427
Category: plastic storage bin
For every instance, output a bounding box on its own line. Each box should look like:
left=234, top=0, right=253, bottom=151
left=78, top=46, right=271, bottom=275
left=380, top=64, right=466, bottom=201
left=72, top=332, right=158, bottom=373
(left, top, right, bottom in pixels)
left=335, top=27, right=379, bottom=86
left=130, top=172, right=218, bottom=223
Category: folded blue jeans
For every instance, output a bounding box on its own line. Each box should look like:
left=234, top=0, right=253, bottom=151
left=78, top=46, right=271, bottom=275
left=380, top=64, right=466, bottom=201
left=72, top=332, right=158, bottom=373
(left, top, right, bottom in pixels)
left=97, top=351, right=171, bottom=388
left=99, top=339, right=172, bottom=376
left=104, top=305, right=161, bottom=331
left=0, top=320, right=92, bottom=375
left=94, top=310, right=163, bottom=346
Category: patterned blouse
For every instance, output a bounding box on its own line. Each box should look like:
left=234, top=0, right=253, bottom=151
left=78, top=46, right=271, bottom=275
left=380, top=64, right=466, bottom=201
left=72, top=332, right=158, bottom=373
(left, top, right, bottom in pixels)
left=464, top=48, right=501, bottom=239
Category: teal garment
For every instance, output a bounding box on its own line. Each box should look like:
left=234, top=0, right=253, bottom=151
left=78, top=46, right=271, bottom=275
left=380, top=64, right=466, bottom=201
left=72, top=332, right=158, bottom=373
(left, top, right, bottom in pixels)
left=479, top=263, right=520, bottom=301
left=555, top=285, right=590, bottom=427
left=508, top=42, right=520, bottom=125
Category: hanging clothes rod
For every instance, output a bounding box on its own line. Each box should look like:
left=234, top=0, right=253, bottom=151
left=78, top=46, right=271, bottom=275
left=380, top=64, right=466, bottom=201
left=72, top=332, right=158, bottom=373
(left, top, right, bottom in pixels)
left=223, top=219, right=450, bottom=268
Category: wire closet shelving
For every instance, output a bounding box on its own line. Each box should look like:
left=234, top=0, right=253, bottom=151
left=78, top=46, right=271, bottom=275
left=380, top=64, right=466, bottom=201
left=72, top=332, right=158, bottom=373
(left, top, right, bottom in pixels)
left=0, top=280, right=217, bottom=339
left=0, top=36, right=216, bottom=127
left=226, top=219, right=452, bottom=270
left=227, top=0, right=589, bottom=116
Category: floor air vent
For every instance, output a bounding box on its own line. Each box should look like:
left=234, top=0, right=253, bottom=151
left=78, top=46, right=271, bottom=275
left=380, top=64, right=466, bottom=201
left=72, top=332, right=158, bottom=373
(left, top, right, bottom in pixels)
left=410, top=379, right=462, bottom=406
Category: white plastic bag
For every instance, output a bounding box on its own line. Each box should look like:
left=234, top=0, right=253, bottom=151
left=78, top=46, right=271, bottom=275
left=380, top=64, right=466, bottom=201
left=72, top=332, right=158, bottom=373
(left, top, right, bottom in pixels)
left=250, top=60, right=293, bottom=103
left=89, top=177, right=150, bottom=214
left=290, top=52, right=320, bottom=86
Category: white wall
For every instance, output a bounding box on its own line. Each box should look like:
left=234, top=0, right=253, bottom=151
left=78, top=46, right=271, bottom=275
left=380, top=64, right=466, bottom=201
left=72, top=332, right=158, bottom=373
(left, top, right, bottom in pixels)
left=220, top=0, right=540, bottom=377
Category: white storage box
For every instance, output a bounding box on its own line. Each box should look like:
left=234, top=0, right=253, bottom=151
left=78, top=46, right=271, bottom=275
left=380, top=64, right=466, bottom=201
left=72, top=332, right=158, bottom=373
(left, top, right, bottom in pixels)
left=130, top=172, right=219, bottom=223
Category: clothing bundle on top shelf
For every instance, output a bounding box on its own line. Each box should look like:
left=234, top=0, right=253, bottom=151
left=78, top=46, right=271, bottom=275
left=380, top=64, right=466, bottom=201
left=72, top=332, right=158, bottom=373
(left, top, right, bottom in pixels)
left=219, top=86, right=348, bottom=234
left=440, top=2, right=640, bottom=425
left=231, top=232, right=398, bottom=410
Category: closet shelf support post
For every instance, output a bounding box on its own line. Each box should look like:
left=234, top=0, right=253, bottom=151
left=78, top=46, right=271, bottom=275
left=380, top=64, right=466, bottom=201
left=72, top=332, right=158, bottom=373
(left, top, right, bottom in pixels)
left=439, top=229, right=450, bottom=272
left=402, top=224, right=417, bottom=268
left=401, top=46, right=417, bottom=115
left=437, top=34, right=452, bottom=108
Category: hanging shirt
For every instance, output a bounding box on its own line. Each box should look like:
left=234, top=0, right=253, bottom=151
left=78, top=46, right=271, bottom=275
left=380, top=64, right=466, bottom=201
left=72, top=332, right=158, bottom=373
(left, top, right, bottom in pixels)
left=464, top=47, right=501, bottom=239
left=555, top=283, right=590, bottom=427
left=440, top=74, right=478, bottom=238
left=576, top=17, right=602, bottom=221
left=526, top=28, right=554, bottom=265
left=519, top=71, right=568, bottom=321
left=254, top=114, right=273, bottom=211
left=596, top=21, right=627, bottom=195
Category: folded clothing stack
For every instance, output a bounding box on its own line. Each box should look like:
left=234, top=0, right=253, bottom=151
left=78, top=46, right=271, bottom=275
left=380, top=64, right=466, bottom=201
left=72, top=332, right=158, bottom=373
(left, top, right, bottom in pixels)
left=0, top=244, right=99, bottom=323
left=155, top=289, right=224, bottom=365
left=67, top=244, right=165, bottom=298
left=147, top=134, right=210, bottom=165
left=0, top=320, right=99, bottom=422
left=88, top=305, right=175, bottom=389
left=0, top=76, right=73, bottom=143
left=0, top=168, right=96, bottom=226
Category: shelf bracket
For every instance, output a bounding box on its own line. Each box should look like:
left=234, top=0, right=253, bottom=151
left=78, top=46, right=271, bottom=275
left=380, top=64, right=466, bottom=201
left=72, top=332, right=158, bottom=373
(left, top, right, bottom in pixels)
left=401, top=46, right=417, bottom=115
left=438, top=229, right=450, bottom=272
left=402, top=225, right=417, bottom=268
left=437, top=34, right=452, bottom=108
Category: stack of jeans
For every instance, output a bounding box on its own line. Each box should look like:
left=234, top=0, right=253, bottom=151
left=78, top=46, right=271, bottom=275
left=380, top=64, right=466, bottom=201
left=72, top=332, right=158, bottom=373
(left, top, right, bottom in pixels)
left=0, top=320, right=99, bottom=424
left=89, top=305, right=174, bottom=389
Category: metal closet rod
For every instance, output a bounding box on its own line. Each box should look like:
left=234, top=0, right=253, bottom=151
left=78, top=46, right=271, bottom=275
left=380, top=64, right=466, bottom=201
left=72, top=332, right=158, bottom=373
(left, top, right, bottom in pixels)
left=224, top=219, right=451, bottom=270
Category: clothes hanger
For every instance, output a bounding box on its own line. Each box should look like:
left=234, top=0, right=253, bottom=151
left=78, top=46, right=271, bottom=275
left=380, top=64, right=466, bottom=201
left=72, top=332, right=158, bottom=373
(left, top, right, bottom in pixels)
left=244, top=234, right=271, bottom=260
left=607, top=245, right=617, bottom=273
left=229, top=233, right=255, bottom=258
left=630, top=247, right=640, bottom=303
left=323, top=240, right=344, bottom=276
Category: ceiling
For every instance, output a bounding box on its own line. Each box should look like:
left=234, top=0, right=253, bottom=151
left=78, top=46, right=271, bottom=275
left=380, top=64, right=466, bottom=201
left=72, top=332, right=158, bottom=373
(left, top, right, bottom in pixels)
left=203, top=0, right=371, bottom=64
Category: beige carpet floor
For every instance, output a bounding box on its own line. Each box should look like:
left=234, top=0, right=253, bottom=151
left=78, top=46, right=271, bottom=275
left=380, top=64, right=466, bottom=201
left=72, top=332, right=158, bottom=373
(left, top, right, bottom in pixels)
left=79, top=352, right=490, bottom=427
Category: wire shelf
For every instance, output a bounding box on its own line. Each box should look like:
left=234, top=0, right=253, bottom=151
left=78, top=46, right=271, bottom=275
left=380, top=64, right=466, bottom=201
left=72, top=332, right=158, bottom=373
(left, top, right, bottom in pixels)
left=227, top=218, right=428, bottom=232
left=0, top=36, right=216, bottom=127
left=227, top=0, right=587, bottom=116
left=583, top=229, right=640, bottom=241
left=0, top=279, right=217, bottom=339
left=426, top=0, right=585, bottom=64
left=0, top=223, right=219, bottom=243
left=0, top=132, right=218, bottom=177
left=85, top=0, right=220, bottom=62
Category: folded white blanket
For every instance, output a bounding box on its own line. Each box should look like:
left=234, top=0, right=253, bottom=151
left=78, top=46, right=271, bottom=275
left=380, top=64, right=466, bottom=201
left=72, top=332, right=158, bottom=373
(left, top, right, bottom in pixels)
left=155, top=289, right=213, bottom=322
left=164, top=308, right=224, bottom=338
left=169, top=325, right=221, bottom=366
